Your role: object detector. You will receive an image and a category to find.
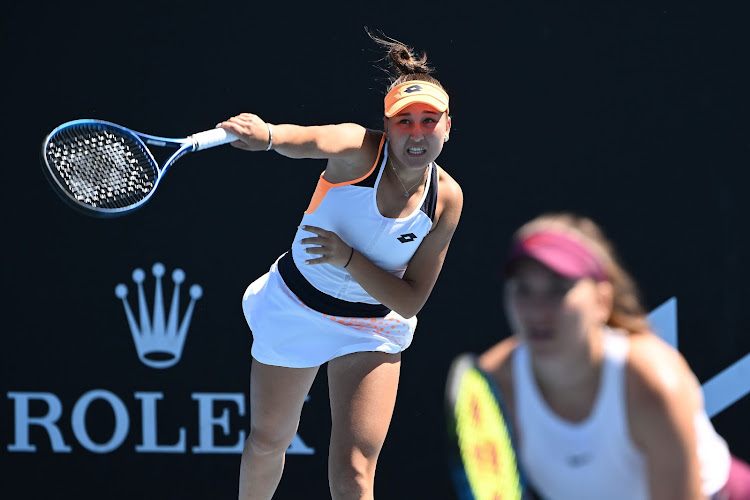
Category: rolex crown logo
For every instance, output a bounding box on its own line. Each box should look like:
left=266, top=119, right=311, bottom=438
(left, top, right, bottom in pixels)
left=115, top=263, right=203, bottom=369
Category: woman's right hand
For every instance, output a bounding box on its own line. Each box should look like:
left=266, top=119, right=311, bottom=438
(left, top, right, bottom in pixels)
left=217, top=113, right=272, bottom=151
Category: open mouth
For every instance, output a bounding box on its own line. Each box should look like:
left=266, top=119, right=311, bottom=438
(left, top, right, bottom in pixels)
left=407, top=147, right=427, bottom=156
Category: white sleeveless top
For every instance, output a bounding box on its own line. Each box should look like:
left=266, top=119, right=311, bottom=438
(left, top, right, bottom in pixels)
left=512, top=329, right=730, bottom=499
left=289, top=135, right=437, bottom=306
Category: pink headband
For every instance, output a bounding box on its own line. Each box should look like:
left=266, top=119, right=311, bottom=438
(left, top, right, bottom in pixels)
left=504, top=230, right=608, bottom=281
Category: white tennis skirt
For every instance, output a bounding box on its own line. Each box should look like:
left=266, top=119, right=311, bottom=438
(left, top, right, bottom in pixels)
left=242, top=256, right=416, bottom=368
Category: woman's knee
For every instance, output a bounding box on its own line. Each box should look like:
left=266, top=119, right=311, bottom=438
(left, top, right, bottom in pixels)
left=245, top=426, right=295, bottom=457
left=329, top=449, right=378, bottom=498
left=329, top=467, right=372, bottom=499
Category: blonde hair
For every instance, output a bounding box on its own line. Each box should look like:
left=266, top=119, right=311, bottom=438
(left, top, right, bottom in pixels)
left=513, top=212, right=650, bottom=334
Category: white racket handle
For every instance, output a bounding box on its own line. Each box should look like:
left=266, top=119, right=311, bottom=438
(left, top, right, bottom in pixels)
left=191, top=128, right=240, bottom=151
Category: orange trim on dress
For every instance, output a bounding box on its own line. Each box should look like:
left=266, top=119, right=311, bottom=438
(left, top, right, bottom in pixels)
left=304, top=133, right=386, bottom=214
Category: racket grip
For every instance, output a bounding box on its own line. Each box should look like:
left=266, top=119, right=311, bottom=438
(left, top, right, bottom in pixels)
left=191, top=128, right=240, bottom=151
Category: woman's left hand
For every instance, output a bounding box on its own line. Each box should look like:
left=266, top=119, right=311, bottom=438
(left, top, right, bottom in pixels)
left=299, top=225, right=353, bottom=267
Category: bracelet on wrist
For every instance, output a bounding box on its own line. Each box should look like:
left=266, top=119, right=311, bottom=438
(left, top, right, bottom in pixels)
left=264, top=123, right=274, bottom=151
left=343, top=247, right=354, bottom=268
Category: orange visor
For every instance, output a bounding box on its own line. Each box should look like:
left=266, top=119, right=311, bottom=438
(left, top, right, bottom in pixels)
left=384, top=81, right=450, bottom=117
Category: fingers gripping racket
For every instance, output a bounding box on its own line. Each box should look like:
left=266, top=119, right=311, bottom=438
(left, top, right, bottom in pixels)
left=41, top=119, right=239, bottom=217
left=445, top=353, right=526, bottom=500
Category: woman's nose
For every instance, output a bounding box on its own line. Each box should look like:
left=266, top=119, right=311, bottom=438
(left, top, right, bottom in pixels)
left=410, top=127, right=425, bottom=140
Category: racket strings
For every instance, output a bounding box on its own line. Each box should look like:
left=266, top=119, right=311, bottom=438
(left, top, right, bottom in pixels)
left=454, top=369, right=523, bottom=500
left=45, top=125, right=158, bottom=209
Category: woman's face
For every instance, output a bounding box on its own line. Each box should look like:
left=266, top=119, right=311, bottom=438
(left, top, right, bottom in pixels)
left=383, top=103, right=450, bottom=170
left=504, top=258, right=611, bottom=356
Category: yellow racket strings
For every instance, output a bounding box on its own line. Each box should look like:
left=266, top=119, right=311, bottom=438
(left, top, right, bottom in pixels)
left=454, top=368, right=522, bottom=500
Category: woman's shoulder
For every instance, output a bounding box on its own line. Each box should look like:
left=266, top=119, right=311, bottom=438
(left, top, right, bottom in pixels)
left=324, top=128, right=384, bottom=182
left=625, top=332, right=698, bottom=394
left=435, top=163, right=462, bottom=194
left=624, top=331, right=702, bottom=430
left=433, top=163, right=463, bottom=224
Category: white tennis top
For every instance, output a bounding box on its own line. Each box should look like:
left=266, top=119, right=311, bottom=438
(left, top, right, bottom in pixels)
left=513, top=329, right=731, bottom=499
left=290, top=134, right=437, bottom=306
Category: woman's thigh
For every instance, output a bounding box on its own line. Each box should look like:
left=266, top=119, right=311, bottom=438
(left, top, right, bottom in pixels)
left=327, top=351, right=401, bottom=460
left=249, top=357, right=320, bottom=442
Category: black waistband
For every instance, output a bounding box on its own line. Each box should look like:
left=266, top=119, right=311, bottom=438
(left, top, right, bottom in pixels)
left=277, top=252, right=391, bottom=318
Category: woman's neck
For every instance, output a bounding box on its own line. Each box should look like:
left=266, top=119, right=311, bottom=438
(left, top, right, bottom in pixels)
left=385, top=157, right=428, bottom=197
left=531, top=325, right=606, bottom=394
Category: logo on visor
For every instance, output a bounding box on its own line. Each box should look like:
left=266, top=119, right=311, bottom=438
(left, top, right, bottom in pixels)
left=115, top=263, right=203, bottom=369
left=404, top=84, right=423, bottom=93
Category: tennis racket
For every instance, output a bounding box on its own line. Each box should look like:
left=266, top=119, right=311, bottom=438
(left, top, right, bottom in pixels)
left=445, top=353, right=526, bottom=500
left=41, top=119, right=239, bottom=217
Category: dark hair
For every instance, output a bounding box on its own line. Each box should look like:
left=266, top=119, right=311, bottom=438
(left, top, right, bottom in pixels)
left=365, top=28, right=446, bottom=93
left=513, top=212, right=651, bottom=335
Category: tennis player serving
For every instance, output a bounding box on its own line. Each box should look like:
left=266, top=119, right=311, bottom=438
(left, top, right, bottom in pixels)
left=219, top=32, right=462, bottom=500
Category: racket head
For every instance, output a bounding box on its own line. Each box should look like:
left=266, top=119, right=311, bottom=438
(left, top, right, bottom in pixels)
left=445, top=353, right=525, bottom=500
left=41, top=119, right=161, bottom=217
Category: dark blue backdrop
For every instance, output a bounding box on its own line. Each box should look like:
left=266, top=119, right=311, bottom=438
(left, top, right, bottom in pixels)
left=3, top=2, right=749, bottom=499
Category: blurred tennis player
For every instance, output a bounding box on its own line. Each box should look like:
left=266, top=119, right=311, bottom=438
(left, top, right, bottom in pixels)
left=219, top=31, right=462, bottom=500
left=479, top=212, right=750, bottom=500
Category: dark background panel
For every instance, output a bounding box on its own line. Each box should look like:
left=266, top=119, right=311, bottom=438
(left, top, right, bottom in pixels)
left=3, top=1, right=749, bottom=499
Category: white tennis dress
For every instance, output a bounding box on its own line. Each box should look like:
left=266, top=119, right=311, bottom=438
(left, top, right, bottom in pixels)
left=242, top=134, right=438, bottom=368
